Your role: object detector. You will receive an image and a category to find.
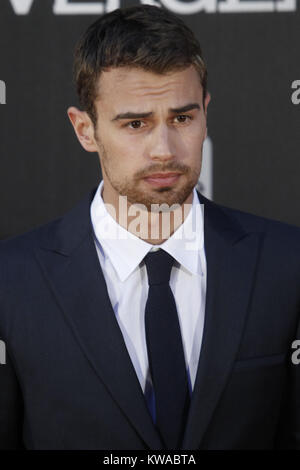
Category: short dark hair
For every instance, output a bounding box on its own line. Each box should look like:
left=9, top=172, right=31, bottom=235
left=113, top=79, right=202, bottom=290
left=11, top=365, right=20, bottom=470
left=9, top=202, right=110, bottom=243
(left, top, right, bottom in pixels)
left=73, top=5, right=207, bottom=127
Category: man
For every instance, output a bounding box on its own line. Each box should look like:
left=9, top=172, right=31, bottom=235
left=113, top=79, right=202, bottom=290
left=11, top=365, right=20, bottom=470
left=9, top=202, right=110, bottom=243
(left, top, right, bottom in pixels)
left=0, top=5, right=300, bottom=450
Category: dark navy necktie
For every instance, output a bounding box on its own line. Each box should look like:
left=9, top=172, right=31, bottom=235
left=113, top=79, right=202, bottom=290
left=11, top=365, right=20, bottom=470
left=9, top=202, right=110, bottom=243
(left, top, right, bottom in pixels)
left=144, top=249, right=190, bottom=450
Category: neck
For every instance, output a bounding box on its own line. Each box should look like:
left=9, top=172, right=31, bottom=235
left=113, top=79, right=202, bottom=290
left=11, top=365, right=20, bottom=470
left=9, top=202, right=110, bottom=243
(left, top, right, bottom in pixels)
left=102, top=186, right=194, bottom=245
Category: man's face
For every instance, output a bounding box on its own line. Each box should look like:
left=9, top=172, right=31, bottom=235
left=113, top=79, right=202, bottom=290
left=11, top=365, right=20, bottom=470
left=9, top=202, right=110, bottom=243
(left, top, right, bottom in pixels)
left=92, top=65, right=210, bottom=211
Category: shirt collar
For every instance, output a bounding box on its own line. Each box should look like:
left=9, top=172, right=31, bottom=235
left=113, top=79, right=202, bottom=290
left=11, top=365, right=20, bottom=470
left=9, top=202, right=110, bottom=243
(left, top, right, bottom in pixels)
left=90, top=180, right=204, bottom=282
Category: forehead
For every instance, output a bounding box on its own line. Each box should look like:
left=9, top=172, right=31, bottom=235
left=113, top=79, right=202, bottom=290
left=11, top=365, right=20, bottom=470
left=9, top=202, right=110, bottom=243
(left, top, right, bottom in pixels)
left=96, top=65, right=203, bottom=109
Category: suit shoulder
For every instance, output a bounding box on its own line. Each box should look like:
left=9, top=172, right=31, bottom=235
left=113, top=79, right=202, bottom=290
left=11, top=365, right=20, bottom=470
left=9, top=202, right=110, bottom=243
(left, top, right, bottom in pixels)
left=0, top=219, right=62, bottom=292
left=198, top=190, right=300, bottom=246
left=0, top=216, right=62, bottom=258
left=0, top=187, right=96, bottom=279
left=213, top=200, right=300, bottom=247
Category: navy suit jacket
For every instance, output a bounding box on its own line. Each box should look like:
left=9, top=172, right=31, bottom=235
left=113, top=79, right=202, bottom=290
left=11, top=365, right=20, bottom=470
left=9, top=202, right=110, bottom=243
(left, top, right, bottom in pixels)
left=0, top=187, right=300, bottom=450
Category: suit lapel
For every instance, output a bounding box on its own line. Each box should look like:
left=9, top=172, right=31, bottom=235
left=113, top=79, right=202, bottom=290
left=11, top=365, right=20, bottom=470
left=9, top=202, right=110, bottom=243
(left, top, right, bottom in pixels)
left=34, top=186, right=263, bottom=450
left=182, top=193, right=263, bottom=449
left=35, top=188, right=164, bottom=450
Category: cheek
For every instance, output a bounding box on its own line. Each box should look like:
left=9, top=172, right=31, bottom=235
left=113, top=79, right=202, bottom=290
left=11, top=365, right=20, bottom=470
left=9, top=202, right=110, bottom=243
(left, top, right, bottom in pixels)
left=191, top=121, right=207, bottom=140
left=178, top=128, right=205, bottom=156
left=105, top=144, right=141, bottom=176
left=104, top=126, right=144, bottom=155
left=111, top=134, right=146, bottom=166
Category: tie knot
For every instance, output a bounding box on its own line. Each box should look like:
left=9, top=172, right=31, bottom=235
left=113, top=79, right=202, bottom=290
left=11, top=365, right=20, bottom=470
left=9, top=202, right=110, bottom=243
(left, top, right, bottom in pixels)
left=144, top=249, right=175, bottom=286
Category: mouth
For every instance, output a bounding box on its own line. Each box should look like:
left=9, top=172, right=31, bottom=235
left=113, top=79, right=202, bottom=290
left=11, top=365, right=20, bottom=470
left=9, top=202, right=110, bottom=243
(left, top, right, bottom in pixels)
left=143, top=172, right=182, bottom=187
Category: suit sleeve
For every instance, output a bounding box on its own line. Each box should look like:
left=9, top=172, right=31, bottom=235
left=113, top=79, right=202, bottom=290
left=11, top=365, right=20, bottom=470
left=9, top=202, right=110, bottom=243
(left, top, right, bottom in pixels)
left=274, top=312, right=300, bottom=449
left=0, top=343, right=25, bottom=449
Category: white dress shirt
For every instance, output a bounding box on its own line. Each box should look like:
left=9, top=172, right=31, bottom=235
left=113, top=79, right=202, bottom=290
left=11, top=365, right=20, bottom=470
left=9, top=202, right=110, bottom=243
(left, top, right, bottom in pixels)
left=90, top=180, right=207, bottom=398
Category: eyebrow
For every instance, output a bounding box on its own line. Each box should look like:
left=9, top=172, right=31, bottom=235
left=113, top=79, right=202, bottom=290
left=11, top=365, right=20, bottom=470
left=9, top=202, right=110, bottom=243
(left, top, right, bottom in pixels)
left=111, top=103, right=200, bottom=121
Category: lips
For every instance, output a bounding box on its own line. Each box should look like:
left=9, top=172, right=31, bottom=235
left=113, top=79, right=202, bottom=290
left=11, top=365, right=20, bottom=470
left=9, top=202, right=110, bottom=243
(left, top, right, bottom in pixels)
left=144, top=172, right=181, bottom=178
left=143, top=172, right=182, bottom=187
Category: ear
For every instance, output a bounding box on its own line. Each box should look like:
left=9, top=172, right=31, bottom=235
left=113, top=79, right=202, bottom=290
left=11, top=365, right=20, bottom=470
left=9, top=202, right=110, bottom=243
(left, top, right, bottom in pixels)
left=203, top=92, right=211, bottom=139
left=204, top=91, right=211, bottom=116
left=67, top=106, right=98, bottom=153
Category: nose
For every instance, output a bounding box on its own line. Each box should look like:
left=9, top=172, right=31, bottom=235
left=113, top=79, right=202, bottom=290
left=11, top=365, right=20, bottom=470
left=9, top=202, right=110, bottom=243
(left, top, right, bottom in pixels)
left=148, top=123, right=175, bottom=162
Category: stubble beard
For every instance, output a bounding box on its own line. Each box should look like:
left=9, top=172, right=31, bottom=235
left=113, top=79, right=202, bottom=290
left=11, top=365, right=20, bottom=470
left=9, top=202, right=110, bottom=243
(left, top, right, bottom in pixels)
left=99, top=141, right=201, bottom=212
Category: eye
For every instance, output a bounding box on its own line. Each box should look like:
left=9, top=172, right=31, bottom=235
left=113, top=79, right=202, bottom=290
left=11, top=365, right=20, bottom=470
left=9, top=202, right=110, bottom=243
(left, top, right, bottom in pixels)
left=126, top=120, right=144, bottom=129
left=174, top=115, right=192, bottom=124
